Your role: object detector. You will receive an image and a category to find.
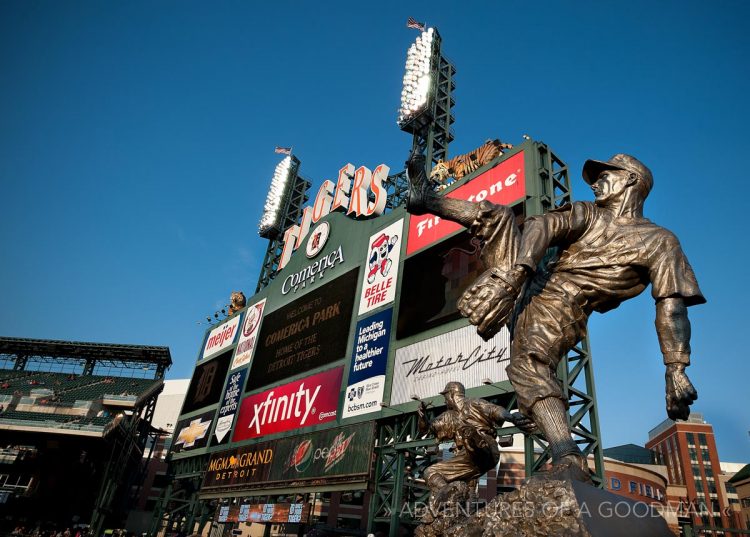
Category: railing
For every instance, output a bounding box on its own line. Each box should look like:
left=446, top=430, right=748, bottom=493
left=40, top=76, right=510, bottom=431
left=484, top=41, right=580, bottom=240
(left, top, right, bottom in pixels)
left=0, top=417, right=105, bottom=432
left=102, top=393, right=137, bottom=402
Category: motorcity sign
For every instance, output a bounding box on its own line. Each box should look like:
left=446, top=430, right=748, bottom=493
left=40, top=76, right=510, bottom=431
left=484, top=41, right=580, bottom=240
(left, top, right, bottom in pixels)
left=233, top=366, right=343, bottom=442
left=358, top=219, right=404, bottom=315
left=390, top=323, right=511, bottom=405
left=202, top=313, right=242, bottom=360
left=342, top=309, right=391, bottom=419
left=407, top=151, right=526, bottom=255
left=213, top=368, right=248, bottom=445
left=278, top=163, right=391, bottom=271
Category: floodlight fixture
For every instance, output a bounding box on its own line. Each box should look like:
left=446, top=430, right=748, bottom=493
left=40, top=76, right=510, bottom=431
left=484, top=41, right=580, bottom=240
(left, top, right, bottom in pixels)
left=397, top=27, right=439, bottom=128
left=258, top=155, right=299, bottom=238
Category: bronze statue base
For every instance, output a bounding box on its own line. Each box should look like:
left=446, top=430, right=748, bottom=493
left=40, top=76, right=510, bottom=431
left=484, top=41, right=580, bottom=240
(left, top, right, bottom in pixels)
left=415, top=478, right=672, bottom=537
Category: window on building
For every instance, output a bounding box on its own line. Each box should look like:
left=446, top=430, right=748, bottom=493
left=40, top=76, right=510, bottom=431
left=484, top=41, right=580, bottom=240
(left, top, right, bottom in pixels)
left=698, top=433, right=707, bottom=446
left=693, top=467, right=701, bottom=478
left=696, top=481, right=704, bottom=492
left=702, top=449, right=711, bottom=462
left=686, top=433, right=695, bottom=446
left=709, top=482, right=717, bottom=494
left=705, top=467, right=713, bottom=478
left=742, top=498, right=750, bottom=508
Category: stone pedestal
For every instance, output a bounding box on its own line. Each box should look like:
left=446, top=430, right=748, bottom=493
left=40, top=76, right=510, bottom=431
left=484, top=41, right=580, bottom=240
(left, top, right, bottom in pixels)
left=415, top=478, right=672, bottom=537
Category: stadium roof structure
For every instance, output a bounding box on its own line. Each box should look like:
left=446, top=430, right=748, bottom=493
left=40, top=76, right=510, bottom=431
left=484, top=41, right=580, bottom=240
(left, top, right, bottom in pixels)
left=0, top=336, right=172, bottom=377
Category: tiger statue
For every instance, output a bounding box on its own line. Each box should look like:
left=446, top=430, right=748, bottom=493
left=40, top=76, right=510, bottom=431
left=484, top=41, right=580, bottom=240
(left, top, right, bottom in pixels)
left=429, top=139, right=513, bottom=189
left=227, top=291, right=246, bottom=316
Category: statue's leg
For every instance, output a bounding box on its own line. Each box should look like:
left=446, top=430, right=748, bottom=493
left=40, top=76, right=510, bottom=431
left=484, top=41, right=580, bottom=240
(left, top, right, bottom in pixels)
left=507, top=286, right=591, bottom=482
left=405, top=150, right=481, bottom=226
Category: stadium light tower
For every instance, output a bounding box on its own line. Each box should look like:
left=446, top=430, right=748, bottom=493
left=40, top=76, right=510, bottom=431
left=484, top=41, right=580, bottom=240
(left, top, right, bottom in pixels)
left=397, top=27, right=455, bottom=174
left=256, top=154, right=311, bottom=292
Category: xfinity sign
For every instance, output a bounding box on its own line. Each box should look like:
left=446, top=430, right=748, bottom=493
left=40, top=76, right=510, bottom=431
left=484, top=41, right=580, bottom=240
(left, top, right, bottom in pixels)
left=233, top=367, right=343, bottom=441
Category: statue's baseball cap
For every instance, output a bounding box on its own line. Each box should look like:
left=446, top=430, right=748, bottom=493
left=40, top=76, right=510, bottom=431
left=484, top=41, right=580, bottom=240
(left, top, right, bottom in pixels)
left=440, top=381, right=465, bottom=395
left=582, top=154, right=653, bottom=193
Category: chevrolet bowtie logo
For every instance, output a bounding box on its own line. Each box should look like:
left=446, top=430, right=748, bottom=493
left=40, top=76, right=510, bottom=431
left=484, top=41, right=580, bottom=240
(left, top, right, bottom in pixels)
left=176, top=417, right=211, bottom=448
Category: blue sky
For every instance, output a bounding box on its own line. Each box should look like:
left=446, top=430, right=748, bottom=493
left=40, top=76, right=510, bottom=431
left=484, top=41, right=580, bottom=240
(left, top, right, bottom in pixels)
left=1, top=1, right=748, bottom=461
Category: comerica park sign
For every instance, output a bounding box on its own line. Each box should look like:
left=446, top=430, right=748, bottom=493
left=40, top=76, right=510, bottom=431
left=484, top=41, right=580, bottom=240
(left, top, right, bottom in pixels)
left=278, top=163, right=391, bottom=271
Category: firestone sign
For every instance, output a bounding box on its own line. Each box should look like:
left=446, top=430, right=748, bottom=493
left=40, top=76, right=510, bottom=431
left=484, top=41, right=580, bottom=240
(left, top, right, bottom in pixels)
left=407, top=151, right=526, bottom=255
left=279, top=163, right=391, bottom=270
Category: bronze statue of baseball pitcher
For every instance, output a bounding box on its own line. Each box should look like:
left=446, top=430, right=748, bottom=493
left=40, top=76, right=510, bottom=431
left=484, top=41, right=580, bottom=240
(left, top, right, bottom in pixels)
left=406, top=150, right=704, bottom=482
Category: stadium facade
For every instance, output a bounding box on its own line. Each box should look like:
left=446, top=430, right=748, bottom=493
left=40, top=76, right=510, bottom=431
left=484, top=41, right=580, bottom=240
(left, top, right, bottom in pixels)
left=152, top=140, right=606, bottom=537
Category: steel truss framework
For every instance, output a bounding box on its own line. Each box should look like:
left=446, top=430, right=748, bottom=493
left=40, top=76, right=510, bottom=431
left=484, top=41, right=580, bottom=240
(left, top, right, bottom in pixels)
left=0, top=336, right=171, bottom=378
left=368, top=142, right=605, bottom=536
left=149, top=454, right=213, bottom=537
left=256, top=156, right=311, bottom=293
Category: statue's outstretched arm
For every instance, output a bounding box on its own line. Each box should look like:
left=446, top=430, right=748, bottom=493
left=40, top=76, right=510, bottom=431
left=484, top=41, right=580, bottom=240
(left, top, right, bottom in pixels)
left=655, top=297, right=698, bottom=420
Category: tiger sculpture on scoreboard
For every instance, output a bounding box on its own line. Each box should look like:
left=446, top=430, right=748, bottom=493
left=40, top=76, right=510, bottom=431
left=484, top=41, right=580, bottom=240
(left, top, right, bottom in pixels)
left=429, top=139, right=513, bottom=190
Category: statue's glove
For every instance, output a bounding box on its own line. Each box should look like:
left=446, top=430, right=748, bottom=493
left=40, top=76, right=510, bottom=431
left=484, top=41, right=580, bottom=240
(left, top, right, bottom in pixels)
left=507, top=412, right=537, bottom=435
left=457, top=267, right=526, bottom=340
left=665, top=363, right=698, bottom=420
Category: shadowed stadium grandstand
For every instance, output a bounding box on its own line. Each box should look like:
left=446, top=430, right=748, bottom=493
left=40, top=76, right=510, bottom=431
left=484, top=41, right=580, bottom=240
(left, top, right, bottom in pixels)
left=0, top=337, right=171, bottom=535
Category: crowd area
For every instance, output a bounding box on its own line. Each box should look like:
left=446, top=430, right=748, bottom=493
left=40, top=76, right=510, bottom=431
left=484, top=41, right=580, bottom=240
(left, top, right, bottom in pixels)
left=8, top=527, right=137, bottom=537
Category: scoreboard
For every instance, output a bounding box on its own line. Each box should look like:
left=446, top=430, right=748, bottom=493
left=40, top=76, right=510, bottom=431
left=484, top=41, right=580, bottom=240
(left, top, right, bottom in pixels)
left=172, top=145, right=534, bottom=496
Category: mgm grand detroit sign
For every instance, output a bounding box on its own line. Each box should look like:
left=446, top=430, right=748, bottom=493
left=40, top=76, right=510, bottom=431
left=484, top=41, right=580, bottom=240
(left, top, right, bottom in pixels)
left=172, top=142, right=532, bottom=502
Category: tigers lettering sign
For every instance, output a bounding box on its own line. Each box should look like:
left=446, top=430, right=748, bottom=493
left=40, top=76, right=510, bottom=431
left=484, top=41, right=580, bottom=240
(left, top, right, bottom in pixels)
left=407, top=151, right=526, bottom=255
left=246, top=269, right=358, bottom=391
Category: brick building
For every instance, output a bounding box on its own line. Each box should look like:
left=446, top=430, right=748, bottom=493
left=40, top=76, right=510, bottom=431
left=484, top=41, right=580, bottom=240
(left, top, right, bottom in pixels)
left=646, top=413, right=731, bottom=531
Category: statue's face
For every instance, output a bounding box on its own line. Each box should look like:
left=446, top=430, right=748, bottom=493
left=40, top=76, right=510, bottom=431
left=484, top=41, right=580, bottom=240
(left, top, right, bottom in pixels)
left=591, top=169, right=633, bottom=206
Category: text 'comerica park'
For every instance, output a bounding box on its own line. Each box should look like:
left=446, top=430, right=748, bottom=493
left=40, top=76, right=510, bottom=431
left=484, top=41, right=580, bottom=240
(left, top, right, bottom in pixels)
left=281, top=246, right=344, bottom=295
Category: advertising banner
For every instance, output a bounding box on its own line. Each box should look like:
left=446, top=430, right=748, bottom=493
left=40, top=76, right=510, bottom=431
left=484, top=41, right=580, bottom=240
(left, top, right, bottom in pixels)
left=247, top=269, right=358, bottom=391
left=202, top=442, right=275, bottom=490
left=213, top=368, right=248, bottom=445
left=233, top=367, right=343, bottom=442
left=182, top=350, right=232, bottom=414
left=407, top=151, right=526, bottom=255
left=272, top=422, right=374, bottom=485
left=341, top=309, right=391, bottom=419
left=173, top=410, right=215, bottom=453
left=203, top=422, right=374, bottom=491
left=217, top=503, right=310, bottom=524
left=358, top=219, right=404, bottom=315
left=202, top=313, right=242, bottom=360
left=390, top=324, right=511, bottom=405
left=231, top=299, right=266, bottom=370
